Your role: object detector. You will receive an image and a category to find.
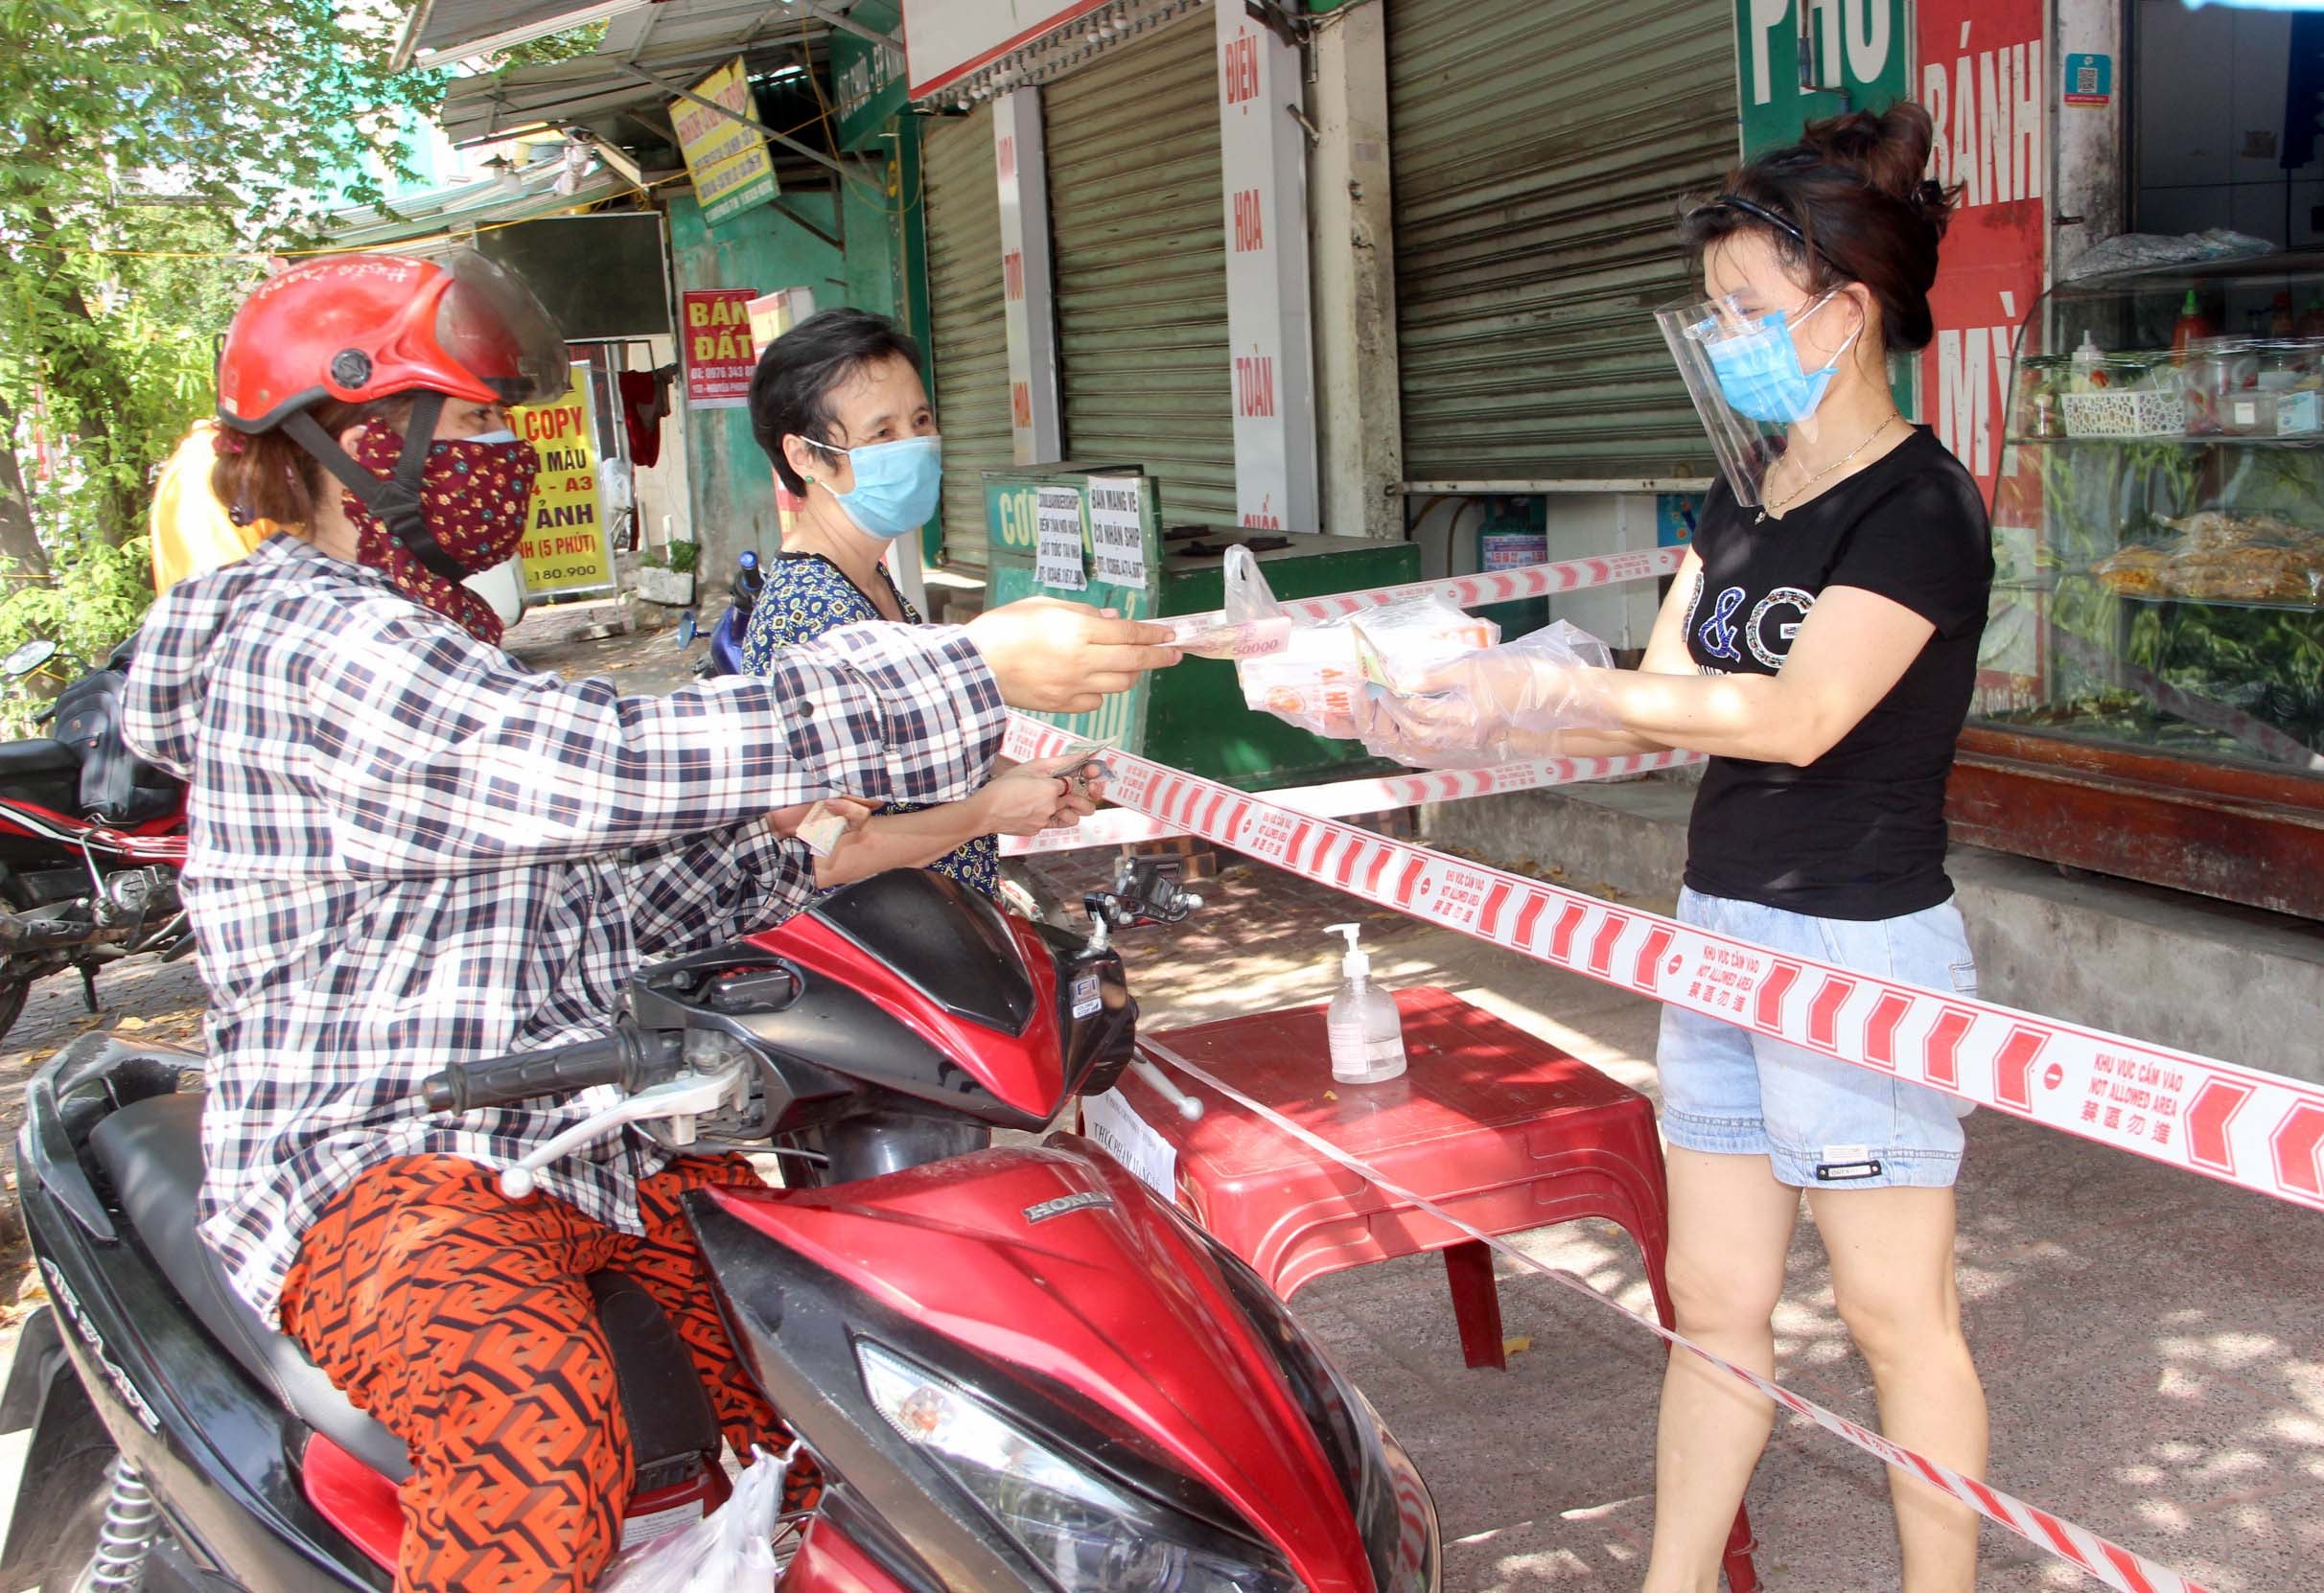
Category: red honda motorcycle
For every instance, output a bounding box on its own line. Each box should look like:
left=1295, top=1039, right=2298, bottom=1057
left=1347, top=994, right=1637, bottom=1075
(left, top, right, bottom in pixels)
left=4, top=861, right=1440, bottom=1591
left=0, top=638, right=190, bottom=1043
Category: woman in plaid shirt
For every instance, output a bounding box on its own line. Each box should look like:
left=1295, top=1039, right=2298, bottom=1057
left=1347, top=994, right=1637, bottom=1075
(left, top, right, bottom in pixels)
left=122, top=251, right=1175, bottom=1592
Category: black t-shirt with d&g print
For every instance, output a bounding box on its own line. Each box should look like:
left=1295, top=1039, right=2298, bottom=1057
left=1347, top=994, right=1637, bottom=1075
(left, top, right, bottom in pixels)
left=1681, top=425, right=1992, bottom=921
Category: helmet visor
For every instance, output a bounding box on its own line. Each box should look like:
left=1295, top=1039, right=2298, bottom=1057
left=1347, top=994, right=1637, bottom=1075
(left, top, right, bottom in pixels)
left=434, top=250, right=570, bottom=408
left=1654, top=291, right=1844, bottom=509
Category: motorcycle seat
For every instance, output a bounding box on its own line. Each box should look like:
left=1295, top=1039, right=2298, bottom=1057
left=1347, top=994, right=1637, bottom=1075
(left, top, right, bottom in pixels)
left=0, top=738, right=81, bottom=782
left=86, top=1091, right=416, bottom=1482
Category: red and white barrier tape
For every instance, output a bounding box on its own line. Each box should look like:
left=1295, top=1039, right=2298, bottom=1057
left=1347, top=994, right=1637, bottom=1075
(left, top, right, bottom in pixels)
left=1009, top=713, right=2324, bottom=1214
left=1133, top=1036, right=2218, bottom=1593
left=1000, top=747, right=1704, bottom=856
left=1008, top=543, right=1690, bottom=856
left=1216, top=544, right=1685, bottom=627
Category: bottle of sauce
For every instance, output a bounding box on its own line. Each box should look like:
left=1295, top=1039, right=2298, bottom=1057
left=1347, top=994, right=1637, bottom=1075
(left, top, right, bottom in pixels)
left=2270, top=289, right=2297, bottom=336
left=2171, top=290, right=2218, bottom=360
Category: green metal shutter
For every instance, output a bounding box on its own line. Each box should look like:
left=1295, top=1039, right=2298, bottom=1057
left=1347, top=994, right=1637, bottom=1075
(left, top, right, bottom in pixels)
left=1387, top=0, right=1736, bottom=485
left=922, top=105, right=1010, bottom=570
left=1044, top=11, right=1237, bottom=528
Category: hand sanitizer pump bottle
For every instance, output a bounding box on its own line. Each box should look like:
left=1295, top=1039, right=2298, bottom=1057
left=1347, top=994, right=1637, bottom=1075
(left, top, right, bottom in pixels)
left=1324, top=923, right=1407, bottom=1085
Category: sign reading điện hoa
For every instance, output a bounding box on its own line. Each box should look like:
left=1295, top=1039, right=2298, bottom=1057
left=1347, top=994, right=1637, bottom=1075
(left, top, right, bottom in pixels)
left=513, top=361, right=616, bottom=596
left=672, top=58, right=779, bottom=229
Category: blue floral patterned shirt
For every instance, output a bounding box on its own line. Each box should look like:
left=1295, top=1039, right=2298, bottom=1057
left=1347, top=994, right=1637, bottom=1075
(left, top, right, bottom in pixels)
left=739, top=552, right=1000, bottom=897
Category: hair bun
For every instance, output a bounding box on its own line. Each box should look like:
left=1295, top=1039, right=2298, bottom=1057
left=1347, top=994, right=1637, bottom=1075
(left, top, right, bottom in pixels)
left=1800, top=103, right=1937, bottom=204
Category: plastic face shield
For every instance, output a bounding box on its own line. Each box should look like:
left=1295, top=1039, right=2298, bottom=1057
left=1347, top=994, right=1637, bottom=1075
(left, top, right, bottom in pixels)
left=1654, top=290, right=1848, bottom=509
left=433, top=251, right=571, bottom=408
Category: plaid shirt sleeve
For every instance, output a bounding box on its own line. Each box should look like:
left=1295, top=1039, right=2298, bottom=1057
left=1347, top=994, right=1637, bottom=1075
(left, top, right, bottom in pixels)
left=622, top=820, right=818, bottom=957
left=304, top=610, right=1006, bottom=877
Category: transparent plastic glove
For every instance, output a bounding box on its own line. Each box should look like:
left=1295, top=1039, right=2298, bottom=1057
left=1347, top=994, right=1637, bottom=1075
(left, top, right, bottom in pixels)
left=599, top=1444, right=787, bottom=1593
left=1232, top=543, right=1500, bottom=740
left=1356, top=620, right=1618, bottom=769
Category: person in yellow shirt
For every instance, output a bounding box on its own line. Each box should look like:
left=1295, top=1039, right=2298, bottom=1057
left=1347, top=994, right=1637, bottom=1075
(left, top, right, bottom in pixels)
left=150, top=421, right=273, bottom=592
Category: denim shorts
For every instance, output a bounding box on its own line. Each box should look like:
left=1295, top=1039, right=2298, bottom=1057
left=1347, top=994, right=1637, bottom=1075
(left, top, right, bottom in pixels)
left=1657, top=887, right=1979, bottom=1190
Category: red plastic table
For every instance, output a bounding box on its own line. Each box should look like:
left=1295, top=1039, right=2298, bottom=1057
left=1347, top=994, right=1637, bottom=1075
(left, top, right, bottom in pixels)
left=1119, top=985, right=1758, bottom=1592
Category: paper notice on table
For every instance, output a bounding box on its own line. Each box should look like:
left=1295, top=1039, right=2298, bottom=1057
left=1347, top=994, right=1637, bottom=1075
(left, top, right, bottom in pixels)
left=1035, top=486, right=1086, bottom=590
left=1086, top=475, right=1147, bottom=589
left=1081, top=1088, right=1176, bottom=1202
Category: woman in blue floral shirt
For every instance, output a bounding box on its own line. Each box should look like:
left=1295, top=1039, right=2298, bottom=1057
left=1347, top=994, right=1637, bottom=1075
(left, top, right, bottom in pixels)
left=742, top=310, right=1096, bottom=895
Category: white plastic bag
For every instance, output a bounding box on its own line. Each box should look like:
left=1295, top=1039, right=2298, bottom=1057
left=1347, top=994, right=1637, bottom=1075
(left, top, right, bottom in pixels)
left=1224, top=548, right=1498, bottom=739
left=598, top=1445, right=786, bottom=1593
left=1159, top=546, right=1295, bottom=658
left=1354, top=619, right=1616, bottom=769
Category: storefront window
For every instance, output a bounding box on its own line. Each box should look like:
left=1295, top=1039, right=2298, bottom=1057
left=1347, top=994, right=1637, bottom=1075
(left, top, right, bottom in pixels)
left=1980, top=259, right=2324, bottom=778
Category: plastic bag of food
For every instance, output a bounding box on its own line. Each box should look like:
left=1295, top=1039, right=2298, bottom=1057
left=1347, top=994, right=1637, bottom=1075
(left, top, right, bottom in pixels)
left=599, top=1446, right=785, bottom=1593
left=1353, top=619, right=1617, bottom=769
left=1223, top=547, right=1498, bottom=739
left=2090, top=543, right=2169, bottom=597
left=2160, top=509, right=2307, bottom=551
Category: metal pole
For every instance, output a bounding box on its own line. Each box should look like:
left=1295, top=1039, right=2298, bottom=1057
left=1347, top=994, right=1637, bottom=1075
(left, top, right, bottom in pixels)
left=787, top=1, right=904, bottom=59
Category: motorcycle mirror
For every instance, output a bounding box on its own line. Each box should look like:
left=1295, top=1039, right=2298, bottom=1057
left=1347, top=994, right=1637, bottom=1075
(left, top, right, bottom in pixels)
left=2, top=639, right=58, bottom=680
left=675, top=610, right=698, bottom=649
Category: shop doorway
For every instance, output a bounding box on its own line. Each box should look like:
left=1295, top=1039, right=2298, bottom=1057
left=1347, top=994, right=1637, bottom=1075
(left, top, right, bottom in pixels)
left=2132, top=0, right=2324, bottom=255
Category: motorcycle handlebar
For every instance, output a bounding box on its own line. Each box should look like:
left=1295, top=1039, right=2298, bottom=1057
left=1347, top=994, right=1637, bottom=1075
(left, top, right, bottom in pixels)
left=418, top=1030, right=679, bottom=1115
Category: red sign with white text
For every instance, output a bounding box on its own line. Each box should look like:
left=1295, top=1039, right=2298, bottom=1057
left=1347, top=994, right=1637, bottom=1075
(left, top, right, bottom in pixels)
left=680, top=289, right=757, bottom=410
left=1916, top=2, right=2046, bottom=507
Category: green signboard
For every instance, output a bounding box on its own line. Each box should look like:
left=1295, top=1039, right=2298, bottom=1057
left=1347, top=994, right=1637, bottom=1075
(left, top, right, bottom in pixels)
left=831, top=0, right=908, bottom=152
left=986, top=467, right=1159, bottom=752
left=1733, top=1, right=1909, bottom=158
left=1733, top=2, right=1916, bottom=411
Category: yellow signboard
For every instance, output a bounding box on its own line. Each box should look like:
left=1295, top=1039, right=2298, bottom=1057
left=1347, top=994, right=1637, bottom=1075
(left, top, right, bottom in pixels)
left=672, top=58, right=779, bottom=228
left=513, top=362, right=616, bottom=595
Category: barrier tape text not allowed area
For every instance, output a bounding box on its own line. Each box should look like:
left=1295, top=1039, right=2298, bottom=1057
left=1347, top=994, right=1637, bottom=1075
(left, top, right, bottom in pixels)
left=1005, top=712, right=2324, bottom=1218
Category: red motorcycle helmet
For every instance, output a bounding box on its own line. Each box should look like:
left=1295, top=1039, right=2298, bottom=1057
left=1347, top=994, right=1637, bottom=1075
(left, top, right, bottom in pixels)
left=216, top=250, right=569, bottom=432
left=214, top=250, right=568, bottom=583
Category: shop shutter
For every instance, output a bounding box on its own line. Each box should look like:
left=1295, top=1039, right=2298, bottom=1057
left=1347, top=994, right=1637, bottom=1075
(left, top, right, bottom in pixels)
left=1387, top=0, right=1736, bottom=485
left=922, top=104, right=1011, bottom=570
left=1044, top=11, right=1237, bottom=528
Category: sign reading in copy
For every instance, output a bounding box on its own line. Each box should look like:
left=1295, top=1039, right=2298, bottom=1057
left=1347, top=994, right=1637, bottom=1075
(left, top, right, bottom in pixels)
left=512, top=361, right=616, bottom=596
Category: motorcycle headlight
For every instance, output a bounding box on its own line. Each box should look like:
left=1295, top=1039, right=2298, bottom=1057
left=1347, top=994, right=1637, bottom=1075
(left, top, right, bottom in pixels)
left=856, top=1339, right=1304, bottom=1593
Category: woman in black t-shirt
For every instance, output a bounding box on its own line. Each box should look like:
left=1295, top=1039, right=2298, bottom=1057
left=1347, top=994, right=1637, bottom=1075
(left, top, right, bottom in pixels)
left=1374, top=105, right=1992, bottom=1591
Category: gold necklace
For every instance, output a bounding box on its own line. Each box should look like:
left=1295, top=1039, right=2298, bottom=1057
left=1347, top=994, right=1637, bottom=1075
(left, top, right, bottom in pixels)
left=1757, top=413, right=1904, bottom=523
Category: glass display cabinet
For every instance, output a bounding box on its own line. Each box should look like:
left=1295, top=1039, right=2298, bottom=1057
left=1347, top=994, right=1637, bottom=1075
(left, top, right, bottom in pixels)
left=1953, top=252, right=2324, bottom=920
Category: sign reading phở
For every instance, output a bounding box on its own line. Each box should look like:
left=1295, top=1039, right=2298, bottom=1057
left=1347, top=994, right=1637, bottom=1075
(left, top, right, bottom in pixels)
left=672, top=58, right=778, bottom=229
left=513, top=362, right=616, bottom=596
left=681, top=289, right=757, bottom=409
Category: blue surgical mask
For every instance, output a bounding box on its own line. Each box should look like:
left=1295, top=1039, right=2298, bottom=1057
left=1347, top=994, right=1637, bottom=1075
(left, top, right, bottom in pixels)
left=465, top=428, right=521, bottom=446
left=805, top=434, right=943, bottom=542
left=1700, top=293, right=1857, bottom=425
